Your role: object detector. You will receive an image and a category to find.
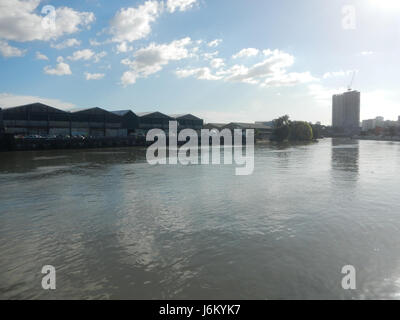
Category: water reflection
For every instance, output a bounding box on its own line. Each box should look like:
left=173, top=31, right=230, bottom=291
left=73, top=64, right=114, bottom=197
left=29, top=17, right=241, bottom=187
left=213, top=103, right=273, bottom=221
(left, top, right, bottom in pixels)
left=331, top=138, right=359, bottom=188
left=1, top=139, right=400, bottom=299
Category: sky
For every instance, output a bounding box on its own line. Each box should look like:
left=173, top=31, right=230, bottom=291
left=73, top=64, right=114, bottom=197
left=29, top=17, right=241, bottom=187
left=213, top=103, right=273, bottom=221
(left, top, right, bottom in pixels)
left=0, top=0, right=399, bottom=125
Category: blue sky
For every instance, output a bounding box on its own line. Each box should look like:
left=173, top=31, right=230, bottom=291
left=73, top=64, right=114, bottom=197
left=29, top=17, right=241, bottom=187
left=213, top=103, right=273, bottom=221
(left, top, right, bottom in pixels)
left=0, top=0, right=399, bottom=124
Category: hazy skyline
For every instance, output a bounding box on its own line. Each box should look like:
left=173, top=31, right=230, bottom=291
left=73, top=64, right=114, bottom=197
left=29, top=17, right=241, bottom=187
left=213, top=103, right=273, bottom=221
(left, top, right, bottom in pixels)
left=0, top=0, right=399, bottom=124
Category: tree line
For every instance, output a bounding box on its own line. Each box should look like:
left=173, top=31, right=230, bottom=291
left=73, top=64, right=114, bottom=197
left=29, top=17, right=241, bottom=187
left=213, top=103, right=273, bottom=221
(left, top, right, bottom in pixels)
left=271, top=115, right=321, bottom=142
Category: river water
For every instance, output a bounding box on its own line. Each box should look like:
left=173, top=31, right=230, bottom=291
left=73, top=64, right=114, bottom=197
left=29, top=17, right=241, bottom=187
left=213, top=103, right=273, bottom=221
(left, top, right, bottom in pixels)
left=1, top=138, right=400, bottom=299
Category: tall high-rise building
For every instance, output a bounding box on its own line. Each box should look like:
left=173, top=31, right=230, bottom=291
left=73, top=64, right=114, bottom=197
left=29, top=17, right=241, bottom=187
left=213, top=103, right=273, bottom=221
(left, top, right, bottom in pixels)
left=332, top=90, right=360, bottom=131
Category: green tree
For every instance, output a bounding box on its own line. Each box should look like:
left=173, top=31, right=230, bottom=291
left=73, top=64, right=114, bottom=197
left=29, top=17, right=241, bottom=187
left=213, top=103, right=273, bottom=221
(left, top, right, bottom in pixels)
left=272, top=115, right=291, bottom=142
left=289, top=121, right=313, bottom=141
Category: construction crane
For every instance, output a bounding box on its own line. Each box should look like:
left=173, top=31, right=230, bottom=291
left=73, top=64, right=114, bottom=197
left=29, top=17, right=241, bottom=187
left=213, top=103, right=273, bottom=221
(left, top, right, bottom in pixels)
left=348, top=70, right=356, bottom=91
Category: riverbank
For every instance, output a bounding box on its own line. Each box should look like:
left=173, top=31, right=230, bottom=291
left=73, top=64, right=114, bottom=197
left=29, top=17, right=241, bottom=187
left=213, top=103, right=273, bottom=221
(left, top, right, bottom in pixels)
left=0, top=135, right=147, bottom=152
left=353, top=135, right=400, bottom=142
left=0, top=134, right=269, bottom=152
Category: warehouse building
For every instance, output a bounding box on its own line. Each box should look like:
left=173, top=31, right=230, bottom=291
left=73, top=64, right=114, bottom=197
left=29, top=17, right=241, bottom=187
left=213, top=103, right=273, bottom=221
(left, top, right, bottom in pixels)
left=71, top=107, right=126, bottom=137
left=170, top=114, right=204, bottom=132
left=0, top=103, right=204, bottom=138
left=223, top=122, right=273, bottom=139
left=137, top=112, right=174, bottom=134
left=111, top=110, right=139, bottom=135
left=203, top=123, right=226, bottom=130
left=1, top=104, right=127, bottom=137
left=2, top=103, right=71, bottom=135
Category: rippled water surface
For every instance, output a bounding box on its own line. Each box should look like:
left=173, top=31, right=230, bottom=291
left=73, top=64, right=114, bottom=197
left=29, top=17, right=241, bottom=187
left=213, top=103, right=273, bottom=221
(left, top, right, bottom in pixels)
left=1, top=138, right=400, bottom=299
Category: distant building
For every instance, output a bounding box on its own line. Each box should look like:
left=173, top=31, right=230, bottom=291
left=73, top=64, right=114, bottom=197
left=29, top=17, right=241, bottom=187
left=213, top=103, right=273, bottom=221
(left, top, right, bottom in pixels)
left=384, top=120, right=398, bottom=128
left=223, top=122, right=273, bottom=139
left=2, top=103, right=71, bottom=135
left=169, top=114, right=204, bottom=132
left=361, top=116, right=400, bottom=132
left=1, top=103, right=204, bottom=138
left=255, top=121, right=274, bottom=127
left=362, top=119, right=376, bottom=132
left=112, top=110, right=139, bottom=135
left=332, top=90, right=360, bottom=132
left=203, top=123, right=226, bottom=130
left=2, top=103, right=127, bottom=137
left=71, top=107, right=126, bottom=137
left=375, top=116, right=384, bottom=128
left=136, top=112, right=174, bottom=134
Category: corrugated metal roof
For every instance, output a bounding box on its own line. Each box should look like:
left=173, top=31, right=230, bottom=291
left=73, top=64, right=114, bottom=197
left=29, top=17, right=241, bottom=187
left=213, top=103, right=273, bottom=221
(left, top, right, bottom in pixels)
left=2, top=102, right=69, bottom=113
left=169, top=114, right=203, bottom=120
left=136, top=112, right=173, bottom=119
left=72, top=107, right=111, bottom=114
left=136, top=112, right=154, bottom=117
left=112, top=110, right=133, bottom=116
left=2, top=102, right=52, bottom=110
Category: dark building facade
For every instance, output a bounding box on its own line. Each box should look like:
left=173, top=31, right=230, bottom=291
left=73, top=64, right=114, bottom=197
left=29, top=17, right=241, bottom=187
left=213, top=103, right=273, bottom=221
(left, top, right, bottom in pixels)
left=1, top=103, right=204, bottom=138
left=111, top=110, right=139, bottom=135
left=170, top=114, right=204, bottom=132
left=2, top=103, right=70, bottom=135
left=332, top=90, right=360, bottom=133
left=2, top=104, right=127, bottom=137
left=71, top=107, right=126, bottom=137
left=137, top=112, right=174, bottom=133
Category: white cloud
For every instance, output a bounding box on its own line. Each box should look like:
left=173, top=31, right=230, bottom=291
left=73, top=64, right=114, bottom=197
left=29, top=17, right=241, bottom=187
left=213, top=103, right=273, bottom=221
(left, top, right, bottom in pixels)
left=177, top=48, right=317, bottom=88
left=261, top=71, right=317, bottom=87
left=121, top=37, right=192, bottom=86
left=121, top=70, right=137, bottom=86
left=67, top=49, right=106, bottom=63
left=0, top=93, right=75, bottom=110
left=116, top=42, right=133, bottom=53
left=110, top=1, right=160, bottom=43
left=93, top=51, right=107, bottom=63
left=322, top=70, right=354, bottom=79
left=166, top=0, right=197, bottom=13
left=44, top=57, right=72, bottom=76
left=223, top=50, right=295, bottom=83
left=0, top=0, right=95, bottom=42
left=35, top=51, right=48, bottom=60
left=89, top=39, right=103, bottom=46
left=232, top=48, right=259, bottom=59
left=51, top=38, right=81, bottom=50
left=0, top=40, right=25, bottom=57
left=85, top=72, right=105, bottom=80
left=208, top=39, right=222, bottom=47
left=361, top=51, right=374, bottom=56
left=203, top=51, right=219, bottom=60
left=210, top=58, right=225, bottom=69
left=68, top=49, right=94, bottom=61
left=176, top=67, right=222, bottom=80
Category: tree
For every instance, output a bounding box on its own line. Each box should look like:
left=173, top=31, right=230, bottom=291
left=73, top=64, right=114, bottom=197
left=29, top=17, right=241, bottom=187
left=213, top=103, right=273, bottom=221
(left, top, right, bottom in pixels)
left=289, top=121, right=313, bottom=141
left=310, top=123, right=322, bottom=139
left=272, top=116, right=314, bottom=142
left=272, top=115, right=291, bottom=142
